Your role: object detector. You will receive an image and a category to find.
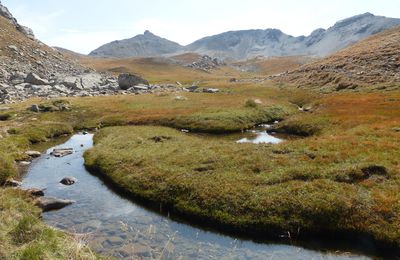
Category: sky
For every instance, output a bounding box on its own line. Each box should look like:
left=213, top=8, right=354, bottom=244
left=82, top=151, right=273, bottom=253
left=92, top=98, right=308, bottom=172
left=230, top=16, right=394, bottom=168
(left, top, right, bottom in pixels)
left=3, top=0, right=400, bottom=54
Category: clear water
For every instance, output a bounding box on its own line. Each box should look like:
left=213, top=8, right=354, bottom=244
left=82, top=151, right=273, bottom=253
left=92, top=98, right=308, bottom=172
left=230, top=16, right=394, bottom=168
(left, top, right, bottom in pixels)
left=236, top=130, right=283, bottom=144
left=22, top=134, right=371, bottom=259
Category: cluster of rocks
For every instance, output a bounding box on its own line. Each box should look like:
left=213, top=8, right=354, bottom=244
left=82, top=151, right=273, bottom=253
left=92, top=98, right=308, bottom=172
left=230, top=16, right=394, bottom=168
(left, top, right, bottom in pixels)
left=0, top=71, right=184, bottom=104
left=184, top=85, right=220, bottom=93
left=187, top=55, right=225, bottom=72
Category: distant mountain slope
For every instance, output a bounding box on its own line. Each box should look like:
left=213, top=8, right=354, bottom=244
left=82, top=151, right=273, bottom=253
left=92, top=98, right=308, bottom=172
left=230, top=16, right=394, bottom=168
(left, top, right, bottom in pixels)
left=186, top=13, right=400, bottom=60
left=89, top=30, right=183, bottom=58
left=277, top=26, right=400, bottom=91
left=89, top=13, right=400, bottom=60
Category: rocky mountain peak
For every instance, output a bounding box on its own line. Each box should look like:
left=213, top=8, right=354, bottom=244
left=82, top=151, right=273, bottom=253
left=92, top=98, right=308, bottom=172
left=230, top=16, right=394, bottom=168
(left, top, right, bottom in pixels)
left=143, top=30, right=153, bottom=36
left=333, top=12, right=376, bottom=28
left=89, top=31, right=182, bottom=58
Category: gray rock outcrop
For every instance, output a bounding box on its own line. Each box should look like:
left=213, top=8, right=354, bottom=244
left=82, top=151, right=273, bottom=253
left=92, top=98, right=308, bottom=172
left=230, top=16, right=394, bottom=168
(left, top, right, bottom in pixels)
left=118, top=73, right=149, bottom=90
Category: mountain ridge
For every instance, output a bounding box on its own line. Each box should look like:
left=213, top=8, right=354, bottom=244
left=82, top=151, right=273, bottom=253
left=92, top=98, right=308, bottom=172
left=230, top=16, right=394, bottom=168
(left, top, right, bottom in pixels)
left=89, top=30, right=183, bottom=58
left=89, top=13, right=400, bottom=60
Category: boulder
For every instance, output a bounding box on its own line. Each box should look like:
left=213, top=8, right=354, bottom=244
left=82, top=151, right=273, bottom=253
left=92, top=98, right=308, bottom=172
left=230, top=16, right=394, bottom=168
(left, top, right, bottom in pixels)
left=4, top=179, right=22, bottom=187
left=18, top=161, right=31, bottom=166
left=36, top=197, right=75, bottom=212
left=186, top=85, right=199, bottom=92
left=10, top=72, right=26, bottom=85
left=203, top=88, right=220, bottom=93
left=118, top=73, right=149, bottom=90
left=61, top=76, right=83, bottom=90
left=25, top=73, right=49, bottom=85
left=51, top=148, right=74, bottom=157
left=25, top=150, right=41, bottom=158
left=31, top=104, right=40, bottom=113
left=25, top=188, right=45, bottom=197
left=80, top=73, right=103, bottom=89
left=60, top=177, right=77, bottom=186
left=7, top=45, right=18, bottom=52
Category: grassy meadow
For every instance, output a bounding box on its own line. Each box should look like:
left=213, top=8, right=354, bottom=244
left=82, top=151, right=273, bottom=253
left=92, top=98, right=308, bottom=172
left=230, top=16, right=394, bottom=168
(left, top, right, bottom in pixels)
left=83, top=92, right=400, bottom=252
left=0, top=62, right=399, bottom=257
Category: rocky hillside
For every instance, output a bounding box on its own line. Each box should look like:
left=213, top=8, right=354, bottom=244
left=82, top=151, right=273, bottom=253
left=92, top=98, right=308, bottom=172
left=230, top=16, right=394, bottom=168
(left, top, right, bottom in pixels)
left=0, top=0, right=34, bottom=39
left=89, top=30, right=183, bottom=58
left=277, top=26, right=400, bottom=91
left=0, top=4, right=182, bottom=104
left=89, top=13, right=400, bottom=60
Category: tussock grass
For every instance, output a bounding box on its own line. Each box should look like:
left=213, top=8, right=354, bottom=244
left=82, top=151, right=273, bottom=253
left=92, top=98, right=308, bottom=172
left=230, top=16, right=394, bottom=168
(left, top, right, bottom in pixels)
left=84, top=91, right=400, bottom=251
left=0, top=189, right=100, bottom=259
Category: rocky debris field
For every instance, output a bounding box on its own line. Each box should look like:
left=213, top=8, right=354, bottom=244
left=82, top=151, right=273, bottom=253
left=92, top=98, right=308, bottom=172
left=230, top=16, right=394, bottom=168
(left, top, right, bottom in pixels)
left=0, top=71, right=187, bottom=104
left=187, top=55, right=225, bottom=72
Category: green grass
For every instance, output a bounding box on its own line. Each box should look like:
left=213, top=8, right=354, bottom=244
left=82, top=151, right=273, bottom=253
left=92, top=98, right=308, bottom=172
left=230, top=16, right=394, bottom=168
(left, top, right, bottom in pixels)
left=161, top=105, right=288, bottom=133
left=0, top=189, right=100, bottom=259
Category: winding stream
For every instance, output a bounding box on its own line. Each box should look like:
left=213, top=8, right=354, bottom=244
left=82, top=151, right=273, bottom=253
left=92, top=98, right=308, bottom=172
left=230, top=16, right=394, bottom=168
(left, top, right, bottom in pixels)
left=22, top=134, right=371, bottom=259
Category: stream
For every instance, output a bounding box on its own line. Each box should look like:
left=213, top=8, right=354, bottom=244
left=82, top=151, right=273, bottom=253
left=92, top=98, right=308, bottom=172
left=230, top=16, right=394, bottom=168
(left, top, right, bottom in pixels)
left=22, top=134, right=372, bottom=259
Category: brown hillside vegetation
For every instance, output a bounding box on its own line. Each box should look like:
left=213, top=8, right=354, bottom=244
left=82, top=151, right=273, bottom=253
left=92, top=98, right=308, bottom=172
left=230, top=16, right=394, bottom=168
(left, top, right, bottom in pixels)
left=278, top=26, right=400, bottom=91
left=169, top=52, right=202, bottom=64
left=0, top=16, right=85, bottom=79
left=79, top=56, right=247, bottom=84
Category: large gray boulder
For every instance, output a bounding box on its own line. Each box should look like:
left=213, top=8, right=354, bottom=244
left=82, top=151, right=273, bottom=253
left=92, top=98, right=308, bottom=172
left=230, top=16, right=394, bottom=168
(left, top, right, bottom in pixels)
left=25, top=73, right=49, bottom=85
left=80, top=73, right=103, bottom=89
left=36, top=197, right=75, bottom=212
left=61, top=76, right=83, bottom=90
left=118, top=73, right=149, bottom=90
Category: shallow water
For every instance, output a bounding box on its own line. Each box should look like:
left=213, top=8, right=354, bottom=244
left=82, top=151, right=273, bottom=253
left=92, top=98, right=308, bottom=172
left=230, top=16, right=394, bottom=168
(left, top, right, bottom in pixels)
left=22, top=134, right=371, bottom=259
left=236, top=129, right=283, bottom=144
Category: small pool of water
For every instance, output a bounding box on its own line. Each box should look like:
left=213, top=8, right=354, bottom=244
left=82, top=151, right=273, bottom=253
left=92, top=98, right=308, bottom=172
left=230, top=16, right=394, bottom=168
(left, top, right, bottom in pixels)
left=22, top=134, right=372, bottom=259
left=236, top=129, right=283, bottom=144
